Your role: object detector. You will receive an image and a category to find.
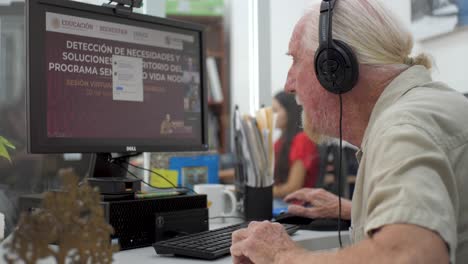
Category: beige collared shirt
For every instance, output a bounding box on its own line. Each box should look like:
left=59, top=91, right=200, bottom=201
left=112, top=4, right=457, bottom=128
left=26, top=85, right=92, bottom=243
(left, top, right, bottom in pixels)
left=351, top=66, right=468, bottom=263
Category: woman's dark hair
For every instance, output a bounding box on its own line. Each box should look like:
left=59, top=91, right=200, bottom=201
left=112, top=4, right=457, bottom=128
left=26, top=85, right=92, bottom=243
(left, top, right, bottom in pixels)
left=274, top=91, right=303, bottom=184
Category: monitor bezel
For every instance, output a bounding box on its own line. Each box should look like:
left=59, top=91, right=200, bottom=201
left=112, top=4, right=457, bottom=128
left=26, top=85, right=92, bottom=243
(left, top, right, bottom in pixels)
left=26, top=0, right=209, bottom=153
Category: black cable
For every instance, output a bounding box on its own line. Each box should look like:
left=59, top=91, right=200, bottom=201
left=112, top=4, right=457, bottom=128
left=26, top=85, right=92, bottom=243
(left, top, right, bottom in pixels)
left=109, top=160, right=195, bottom=194
left=122, top=160, right=176, bottom=188
left=338, top=93, right=343, bottom=248
left=112, top=152, right=141, bottom=160
left=121, top=160, right=197, bottom=194
left=209, top=216, right=245, bottom=220
left=111, top=161, right=178, bottom=191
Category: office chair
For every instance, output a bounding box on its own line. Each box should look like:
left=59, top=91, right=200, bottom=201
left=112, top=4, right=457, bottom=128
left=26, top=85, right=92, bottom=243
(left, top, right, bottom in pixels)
left=315, top=142, right=350, bottom=198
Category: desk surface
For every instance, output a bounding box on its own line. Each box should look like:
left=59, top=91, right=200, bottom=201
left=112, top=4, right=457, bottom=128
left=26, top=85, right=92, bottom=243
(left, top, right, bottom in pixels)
left=1, top=221, right=349, bottom=264
left=113, top=229, right=348, bottom=264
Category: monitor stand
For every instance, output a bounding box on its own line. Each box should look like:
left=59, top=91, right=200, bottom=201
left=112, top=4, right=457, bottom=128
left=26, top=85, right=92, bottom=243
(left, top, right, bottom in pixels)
left=87, top=153, right=141, bottom=196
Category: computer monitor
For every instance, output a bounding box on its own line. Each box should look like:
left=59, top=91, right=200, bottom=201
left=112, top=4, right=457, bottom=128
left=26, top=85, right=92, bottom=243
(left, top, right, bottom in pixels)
left=26, top=0, right=208, bottom=181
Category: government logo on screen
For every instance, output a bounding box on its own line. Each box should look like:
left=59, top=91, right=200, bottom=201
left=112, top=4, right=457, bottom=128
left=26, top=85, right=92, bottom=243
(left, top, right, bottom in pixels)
left=52, top=17, right=60, bottom=29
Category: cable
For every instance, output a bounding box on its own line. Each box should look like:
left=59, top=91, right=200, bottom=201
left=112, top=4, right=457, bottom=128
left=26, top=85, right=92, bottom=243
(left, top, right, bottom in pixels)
left=123, top=161, right=177, bottom=188
left=209, top=216, right=245, bottom=220
left=338, top=93, right=343, bottom=248
left=111, top=161, right=176, bottom=191
left=124, top=163, right=245, bottom=222
left=111, top=152, right=141, bottom=160
left=121, top=160, right=197, bottom=194
left=106, top=161, right=184, bottom=190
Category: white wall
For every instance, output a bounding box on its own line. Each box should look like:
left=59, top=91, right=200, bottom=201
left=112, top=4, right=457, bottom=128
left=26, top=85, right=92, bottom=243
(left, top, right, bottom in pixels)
left=417, top=31, right=468, bottom=93
left=269, top=0, right=317, bottom=96
left=387, top=0, right=468, bottom=93
left=230, top=1, right=252, bottom=114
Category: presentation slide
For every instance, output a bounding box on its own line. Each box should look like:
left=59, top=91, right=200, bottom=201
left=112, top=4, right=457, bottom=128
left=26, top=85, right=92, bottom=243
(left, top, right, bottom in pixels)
left=44, top=12, right=202, bottom=139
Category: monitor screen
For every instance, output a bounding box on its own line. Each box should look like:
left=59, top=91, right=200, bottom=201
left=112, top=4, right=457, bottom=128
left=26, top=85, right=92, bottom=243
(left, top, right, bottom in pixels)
left=27, top=0, right=208, bottom=154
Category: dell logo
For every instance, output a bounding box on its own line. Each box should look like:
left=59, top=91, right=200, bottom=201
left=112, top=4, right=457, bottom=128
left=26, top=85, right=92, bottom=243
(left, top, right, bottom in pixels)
left=126, top=146, right=137, bottom=152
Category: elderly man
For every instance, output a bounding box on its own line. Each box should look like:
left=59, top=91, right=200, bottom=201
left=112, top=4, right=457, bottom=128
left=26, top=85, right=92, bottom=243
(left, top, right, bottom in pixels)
left=230, top=0, right=468, bottom=263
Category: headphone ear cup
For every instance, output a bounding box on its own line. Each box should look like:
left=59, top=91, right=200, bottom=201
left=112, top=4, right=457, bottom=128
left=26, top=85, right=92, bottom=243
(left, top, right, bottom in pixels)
left=314, top=40, right=359, bottom=94
left=315, top=46, right=344, bottom=94
left=334, top=40, right=359, bottom=92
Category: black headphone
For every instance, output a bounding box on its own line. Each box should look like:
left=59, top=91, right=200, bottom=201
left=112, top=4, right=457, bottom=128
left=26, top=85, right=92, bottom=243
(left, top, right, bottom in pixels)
left=314, top=0, right=359, bottom=94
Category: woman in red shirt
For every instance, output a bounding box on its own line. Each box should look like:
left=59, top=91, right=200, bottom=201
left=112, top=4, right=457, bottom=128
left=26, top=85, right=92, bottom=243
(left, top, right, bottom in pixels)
left=272, top=92, right=319, bottom=198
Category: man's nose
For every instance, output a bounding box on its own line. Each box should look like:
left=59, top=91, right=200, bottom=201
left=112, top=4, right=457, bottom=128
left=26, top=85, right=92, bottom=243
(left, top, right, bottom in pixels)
left=284, top=77, right=296, bottom=93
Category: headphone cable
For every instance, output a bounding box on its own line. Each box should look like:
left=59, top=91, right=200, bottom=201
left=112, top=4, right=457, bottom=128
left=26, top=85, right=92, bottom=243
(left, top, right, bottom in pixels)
left=338, top=93, right=343, bottom=248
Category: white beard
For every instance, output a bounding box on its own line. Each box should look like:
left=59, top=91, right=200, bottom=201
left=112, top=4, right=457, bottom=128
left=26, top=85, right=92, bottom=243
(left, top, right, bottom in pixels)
left=301, top=111, right=332, bottom=144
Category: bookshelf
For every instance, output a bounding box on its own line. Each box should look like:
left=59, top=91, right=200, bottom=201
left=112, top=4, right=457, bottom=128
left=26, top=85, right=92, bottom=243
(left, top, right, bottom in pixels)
left=168, top=14, right=230, bottom=153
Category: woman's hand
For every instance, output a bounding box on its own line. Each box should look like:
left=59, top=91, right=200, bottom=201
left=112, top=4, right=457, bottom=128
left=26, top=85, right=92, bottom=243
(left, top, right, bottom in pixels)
left=284, top=188, right=352, bottom=220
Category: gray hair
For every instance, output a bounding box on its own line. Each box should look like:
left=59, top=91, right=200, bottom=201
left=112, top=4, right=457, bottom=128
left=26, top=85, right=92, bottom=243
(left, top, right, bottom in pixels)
left=301, top=0, right=432, bottom=69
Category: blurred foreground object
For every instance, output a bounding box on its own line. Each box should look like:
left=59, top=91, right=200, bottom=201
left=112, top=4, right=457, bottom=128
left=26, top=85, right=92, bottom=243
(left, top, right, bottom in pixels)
left=3, top=169, right=118, bottom=264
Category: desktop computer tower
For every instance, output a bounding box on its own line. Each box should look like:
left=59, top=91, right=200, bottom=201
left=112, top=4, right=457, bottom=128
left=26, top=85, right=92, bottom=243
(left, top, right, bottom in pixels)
left=102, top=194, right=208, bottom=250
left=19, top=193, right=209, bottom=250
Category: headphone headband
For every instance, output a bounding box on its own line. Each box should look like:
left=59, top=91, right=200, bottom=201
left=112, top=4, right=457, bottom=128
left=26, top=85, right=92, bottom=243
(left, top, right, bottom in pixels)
left=319, top=0, right=336, bottom=46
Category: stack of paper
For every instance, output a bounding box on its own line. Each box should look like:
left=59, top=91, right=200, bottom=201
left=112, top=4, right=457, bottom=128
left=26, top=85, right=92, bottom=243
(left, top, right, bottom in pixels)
left=233, top=106, right=274, bottom=188
left=255, top=107, right=274, bottom=177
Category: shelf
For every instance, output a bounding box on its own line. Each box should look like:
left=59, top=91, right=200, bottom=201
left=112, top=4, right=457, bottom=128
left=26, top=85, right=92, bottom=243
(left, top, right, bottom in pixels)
left=167, top=14, right=229, bottom=153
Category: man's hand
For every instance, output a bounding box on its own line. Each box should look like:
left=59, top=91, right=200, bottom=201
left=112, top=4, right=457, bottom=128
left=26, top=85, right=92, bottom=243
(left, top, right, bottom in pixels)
left=284, top=188, right=352, bottom=220
left=230, top=221, right=305, bottom=264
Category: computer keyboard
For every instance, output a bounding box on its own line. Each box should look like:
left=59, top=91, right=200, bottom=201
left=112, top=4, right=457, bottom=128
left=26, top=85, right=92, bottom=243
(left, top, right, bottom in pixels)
left=153, top=222, right=299, bottom=260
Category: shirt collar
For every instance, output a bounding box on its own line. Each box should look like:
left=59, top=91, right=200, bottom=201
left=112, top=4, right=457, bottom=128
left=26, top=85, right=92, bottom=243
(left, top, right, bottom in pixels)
left=360, top=65, right=433, bottom=152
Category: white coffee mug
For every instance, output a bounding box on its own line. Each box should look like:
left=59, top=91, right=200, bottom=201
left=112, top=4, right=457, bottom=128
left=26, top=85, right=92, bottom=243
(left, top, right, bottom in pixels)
left=194, top=184, right=237, bottom=218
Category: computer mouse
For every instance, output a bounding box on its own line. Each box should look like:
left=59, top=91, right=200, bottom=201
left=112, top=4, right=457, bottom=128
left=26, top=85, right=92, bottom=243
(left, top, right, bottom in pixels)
left=273, top=213, right=314, bottom=225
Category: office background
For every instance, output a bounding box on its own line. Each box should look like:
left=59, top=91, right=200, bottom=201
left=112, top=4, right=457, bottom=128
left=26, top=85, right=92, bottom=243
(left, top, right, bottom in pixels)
left=0, top=0, right=467, bottom=238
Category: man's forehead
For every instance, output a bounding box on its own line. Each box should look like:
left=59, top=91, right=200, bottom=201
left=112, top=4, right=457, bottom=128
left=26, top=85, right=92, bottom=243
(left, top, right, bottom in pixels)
left=288, top=20, right=306, bottom=54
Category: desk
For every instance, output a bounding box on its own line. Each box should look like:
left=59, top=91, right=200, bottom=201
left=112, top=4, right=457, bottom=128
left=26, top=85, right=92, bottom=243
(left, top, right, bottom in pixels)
left=0, top=222, right=349, bottom=263
left=114, top=229, right=349, bottom=264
